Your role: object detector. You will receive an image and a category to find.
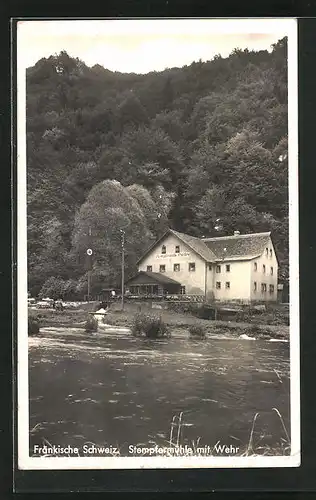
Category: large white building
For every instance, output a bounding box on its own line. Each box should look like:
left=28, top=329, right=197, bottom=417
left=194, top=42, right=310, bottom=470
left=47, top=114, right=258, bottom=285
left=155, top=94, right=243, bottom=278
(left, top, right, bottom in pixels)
left=126, top=228, right=278, bottom=303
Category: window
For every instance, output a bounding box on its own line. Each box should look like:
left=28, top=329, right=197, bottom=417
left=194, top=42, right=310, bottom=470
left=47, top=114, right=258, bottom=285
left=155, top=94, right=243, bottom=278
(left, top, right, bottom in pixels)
left=174, top=263, right=180, bottom=272
left=263, top=264, right=266, bottom=274
left=216, top=265, right=221, bottom=273
left=269, top=284, right=275, bottom=294
left=226, top=264, right=230, bottom=272
left=161, top=245, right=166, bottom=254
left=225, top=281, right=230, bottom=289
left=147, top=265, right=152, bottom=272
left=189, top=262, right=196, bottom=272
left=159, top=264, right=166, bottom=273
left=254, top=281, right=257, bottom=292
left=270, top=266, right=273, bottom=276
left=216, top=281, right=221, bottom=289
left=270, top=249, right=272, bottom=258
left=175, top=245, right=180, bottom=254
left=266, top=247, right=269, bottom=256
left=261, top=283, right=267, bottom=293
left=208, top=264, right=212, bottom=271
left=180, top=286, right=186, bottom=295
left=254, top=262, right=257, bottom=271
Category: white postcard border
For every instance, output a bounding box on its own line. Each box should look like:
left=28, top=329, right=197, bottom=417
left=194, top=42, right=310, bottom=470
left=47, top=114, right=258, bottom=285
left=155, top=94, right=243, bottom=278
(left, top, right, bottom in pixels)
left=17, top=17, right=300, bottom=470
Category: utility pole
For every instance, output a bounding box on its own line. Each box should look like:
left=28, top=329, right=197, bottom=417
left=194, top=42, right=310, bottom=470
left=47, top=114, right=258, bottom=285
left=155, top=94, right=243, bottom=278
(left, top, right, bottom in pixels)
left=87, top=270, right=91, bottom=302
left=120, top=229, right=125, bottom=311
left=87, top=227, right=92, bottom=302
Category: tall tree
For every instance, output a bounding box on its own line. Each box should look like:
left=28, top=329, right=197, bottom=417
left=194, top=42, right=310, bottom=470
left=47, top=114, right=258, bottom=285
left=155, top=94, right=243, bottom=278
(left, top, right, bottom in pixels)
left=71, top=180, right=155, bottom=292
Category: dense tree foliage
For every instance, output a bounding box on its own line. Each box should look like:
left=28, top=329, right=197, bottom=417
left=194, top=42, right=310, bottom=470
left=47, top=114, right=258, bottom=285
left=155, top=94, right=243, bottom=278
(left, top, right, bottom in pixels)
left=26, top=40, right=289, bottom=297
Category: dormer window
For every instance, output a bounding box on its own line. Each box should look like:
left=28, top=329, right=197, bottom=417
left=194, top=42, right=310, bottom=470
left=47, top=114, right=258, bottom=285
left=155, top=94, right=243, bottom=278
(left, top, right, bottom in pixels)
left=266, top=247, right=269, bottom=256
left=161, top=245, right=166, bottom=254
left=270, top=249, right=272, bottom=258
left=175, top=245, right=180, bottom=254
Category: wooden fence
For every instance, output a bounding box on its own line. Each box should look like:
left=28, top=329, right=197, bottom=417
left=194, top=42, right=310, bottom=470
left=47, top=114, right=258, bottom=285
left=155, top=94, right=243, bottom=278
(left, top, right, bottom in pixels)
left=84, top=293, right=206, bottom=303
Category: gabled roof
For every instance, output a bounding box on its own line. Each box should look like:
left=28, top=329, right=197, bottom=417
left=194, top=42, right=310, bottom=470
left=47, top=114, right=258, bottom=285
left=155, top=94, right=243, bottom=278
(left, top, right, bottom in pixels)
left=203, top=232, right=271, bottom=261
left=169, top=229, right=217, bottom=262
left=137, top=228, right=216, bottom=264
left=126, top=271, right=181, bottom=286
left=136, top=229, right=170, bottom=265
left=137, top=228, right=273, bottom=264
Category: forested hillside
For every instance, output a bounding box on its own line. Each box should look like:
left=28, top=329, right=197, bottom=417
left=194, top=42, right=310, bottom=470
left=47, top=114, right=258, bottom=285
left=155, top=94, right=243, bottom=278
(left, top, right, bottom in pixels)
left=26, top=38, right=288, bottom=298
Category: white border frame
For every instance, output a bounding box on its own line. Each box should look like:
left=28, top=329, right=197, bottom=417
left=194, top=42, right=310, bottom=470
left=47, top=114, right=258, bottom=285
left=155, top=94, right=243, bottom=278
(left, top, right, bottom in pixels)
left=17, top=17, right=300, bottom=470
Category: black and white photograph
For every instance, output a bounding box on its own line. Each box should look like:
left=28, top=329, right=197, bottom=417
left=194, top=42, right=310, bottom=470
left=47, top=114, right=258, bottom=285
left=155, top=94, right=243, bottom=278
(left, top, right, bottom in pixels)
left=17, top=18, right=300, bottom=470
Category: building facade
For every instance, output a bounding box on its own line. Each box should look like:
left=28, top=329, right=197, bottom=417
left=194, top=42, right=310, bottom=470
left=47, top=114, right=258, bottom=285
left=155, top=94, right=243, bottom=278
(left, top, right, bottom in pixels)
left=126, top=229, right=278, bottom=303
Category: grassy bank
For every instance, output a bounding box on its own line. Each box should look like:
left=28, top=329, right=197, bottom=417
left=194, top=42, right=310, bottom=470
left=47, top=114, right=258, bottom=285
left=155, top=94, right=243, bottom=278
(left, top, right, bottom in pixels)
left=29, top=302, right=289, bottom=340
left=105, top=309, right=288, bottom=340
left=28, top=302, right=98, bottom=329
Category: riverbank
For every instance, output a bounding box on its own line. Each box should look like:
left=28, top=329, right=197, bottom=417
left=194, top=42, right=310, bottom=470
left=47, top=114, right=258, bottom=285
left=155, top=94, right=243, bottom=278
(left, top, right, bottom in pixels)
left=29, top=325, right=290, bottom=458
left=105, top=310, right=289, bottom=340
left=30, top=306, right=289, bottom=341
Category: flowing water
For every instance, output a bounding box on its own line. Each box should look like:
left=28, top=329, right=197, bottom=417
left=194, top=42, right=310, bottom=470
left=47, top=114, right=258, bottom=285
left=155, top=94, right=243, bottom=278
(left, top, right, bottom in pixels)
left=29, top=327, right=290, bottom=457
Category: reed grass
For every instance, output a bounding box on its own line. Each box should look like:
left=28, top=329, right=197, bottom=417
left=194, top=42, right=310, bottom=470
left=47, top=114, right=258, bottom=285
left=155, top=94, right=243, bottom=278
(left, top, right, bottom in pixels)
left=163, top=407, right=291, bottom=457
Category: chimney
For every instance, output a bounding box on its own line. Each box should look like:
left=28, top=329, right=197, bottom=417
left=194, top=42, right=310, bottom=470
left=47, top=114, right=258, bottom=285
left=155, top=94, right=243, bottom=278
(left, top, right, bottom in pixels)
left=233, top=230, right=240, bottom=236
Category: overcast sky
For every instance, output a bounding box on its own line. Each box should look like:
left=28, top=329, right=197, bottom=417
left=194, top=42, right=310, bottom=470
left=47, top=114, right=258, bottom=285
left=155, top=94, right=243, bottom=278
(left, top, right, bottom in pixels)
left=17, top=19, right=295, bottom=74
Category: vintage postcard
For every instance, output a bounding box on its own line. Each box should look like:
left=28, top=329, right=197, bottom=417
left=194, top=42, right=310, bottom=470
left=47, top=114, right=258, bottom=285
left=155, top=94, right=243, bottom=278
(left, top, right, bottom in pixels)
left=16, top=18, right=300, bottom=470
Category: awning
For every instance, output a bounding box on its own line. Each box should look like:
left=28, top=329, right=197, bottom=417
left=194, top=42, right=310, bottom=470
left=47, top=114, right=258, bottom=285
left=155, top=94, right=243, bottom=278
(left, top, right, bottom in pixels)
left=126, top=271, right=181, bottom=287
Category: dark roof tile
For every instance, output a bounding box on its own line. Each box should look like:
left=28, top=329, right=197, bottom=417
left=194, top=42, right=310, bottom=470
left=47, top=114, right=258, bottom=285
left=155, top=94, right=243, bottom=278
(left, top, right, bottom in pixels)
left=127, top=271, right=181, bottom=286
left=170, top=229, right=217, bottom=262
left=137, top=228, right=272, bottom=265
left=203, top=232, right=271, bottom=260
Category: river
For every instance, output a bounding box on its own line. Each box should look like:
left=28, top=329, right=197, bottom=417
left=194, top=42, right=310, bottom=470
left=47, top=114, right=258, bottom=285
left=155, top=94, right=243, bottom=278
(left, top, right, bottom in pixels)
left=29, top=327, right=290, bottom=457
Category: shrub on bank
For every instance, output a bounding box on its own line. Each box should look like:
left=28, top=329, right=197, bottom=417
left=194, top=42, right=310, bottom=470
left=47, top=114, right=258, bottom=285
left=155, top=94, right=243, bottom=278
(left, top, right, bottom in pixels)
left=28, top=315, right=40, bottom=336
left=237, top=306, right=289, bottom=326
left=196, top=304, right=215, bottom=320
left=85, top=316, right=98, bottom=333
left=188, top=325, right=206, bottom=339
left=131, top=313, right=144, bottom=337
left=131, top=313, right=170, bottom=339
